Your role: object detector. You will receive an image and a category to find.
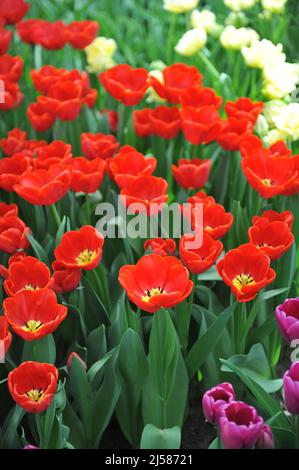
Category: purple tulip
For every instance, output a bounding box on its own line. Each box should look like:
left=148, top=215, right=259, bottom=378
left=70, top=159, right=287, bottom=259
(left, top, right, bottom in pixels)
left=276, top=297, right=299, bottom=343
left=218, top=401, right=264, bottom=449
left=202, top=382, right=235, bottom=425
left=283, top=362, right=299, bottom=415
left=24, top=445, right=39, bottom=450
left=255, top=424, right=275, bottom=449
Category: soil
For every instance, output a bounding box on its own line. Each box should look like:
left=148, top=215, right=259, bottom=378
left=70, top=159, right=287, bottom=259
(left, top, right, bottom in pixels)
left=100, top=382, right=214, bottom=450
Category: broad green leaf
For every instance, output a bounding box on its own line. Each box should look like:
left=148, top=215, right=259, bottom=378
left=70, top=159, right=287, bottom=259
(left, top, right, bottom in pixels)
left=140, top=425, right=181, bottom=450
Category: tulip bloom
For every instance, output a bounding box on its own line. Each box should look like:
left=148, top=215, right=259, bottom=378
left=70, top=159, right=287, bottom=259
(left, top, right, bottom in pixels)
left=34, top=140, right=72, bottom=170
left=151, top=106, right=181, bottom=140
left=241, top=154, right=297, bottom=198
left=180, top=233, right=223, bottom=274
left=81, top=132, right=119, bottom=160
left=0, top=0, right=29, bottom=24
left=283, top=362, right=299, bottom=415
left=150, top=63, right=202, bottom=104
left=200, top=203, right=233, bottom=239
left=217, top=243, right=276, bottom=302
left=54, top=225, right=104, bottom=270
left=0, top=153, right=33, bottom=192
left=0, top=81, right=23, bottom=111
left=133, top=108, right=154, bottom=138
left=70, top=157, right=106, bottom=194
left=0, top=316, right=12, bottom=361
left=180, top=86, right=222, bottom=109
left=181, top=106, right=223, bottom=145
left=172, top=158, right=211, bottom=190
left=14, top=164, right=71, bottom=205
left=219, top=401, right=264, bottom=449
left=108, top=147, right=156, bottom=189
left=248, top=219, right=294, bottom=261
left=0, top=26, right=12, bottom=54
left=36, top=20, right=68, bottom=50
left=3, top=256, right=51, bottom=296
left=4, top=288, right=67, bottom=341
left=0, top=202, right=18, bottom=218
left=217, top=118, right=253, bottom=152
left=276, top=297, right=299, bottom=343
left=252, top=210, right=294, bottom=230
left=240, top=135, right=291, bottom=159
left=0, top=251, right=26, bottom=279
left=51, top=261, right=81, bottom=295
left=225, top=97, right=264, bottom=124
left=8, top=362, right=58, bottom=413
left=0, top=54, right=23, bottom=82
left=67, top=20, right=99, bottom=49
left=0, top=215, right=30, bottom=253
left=100, top=64, right=149, bottom=106
left=27, top=101, right=56, bottom=132
left=120, top=175, right=168, bottom=215
left=144, top=238, right=176, bottom=256
left=118, top=254, right=193, bottom=313
left=0, top=128, right=27, bottom=156
left=255, top=424, right=275, bottom=449
left=202, top=382, right=235, bottom=425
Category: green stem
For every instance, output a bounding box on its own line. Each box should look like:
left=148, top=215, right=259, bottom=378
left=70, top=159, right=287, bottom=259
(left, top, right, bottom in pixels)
left=50, top=204, right=62, bottom=229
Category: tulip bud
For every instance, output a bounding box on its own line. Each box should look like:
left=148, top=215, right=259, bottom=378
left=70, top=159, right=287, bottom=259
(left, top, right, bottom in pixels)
left=67, top=352, right=87, bottom=372
left=219, top=401, right=264, bottom=449
left=283, top=362, right=299, bottom=415
left=255, top=424, right=275, bottom=449
left=202, top=382, right=235, bottom=425
left=276, top=298, right=299, bottom=343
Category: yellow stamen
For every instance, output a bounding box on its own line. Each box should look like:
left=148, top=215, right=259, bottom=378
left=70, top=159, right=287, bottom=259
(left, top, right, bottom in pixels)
left=262, top=178, right=273, bottom=187
left=76, top=249, right=97, bottom=267
left=24, top=284, right=38, bottom=291
left=142, top=287, right=165, bottom=303
left=22, top=320, right=42, bottom=332
left=232, top=273, right=256, bottom=292
left=26, top=388, right=43, bottom=402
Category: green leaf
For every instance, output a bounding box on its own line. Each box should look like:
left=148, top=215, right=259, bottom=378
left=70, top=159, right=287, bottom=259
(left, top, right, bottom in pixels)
left=116, top=329, right=148, bottom=447
left=221, top=344, right=283, bottom=393
left=140, top=425, right=181, bottom=450
left=186, top=302, right=237, bottom=378
left=26, top=233, right=50, bottom=266
left=87, top=350, right=115, bottom=384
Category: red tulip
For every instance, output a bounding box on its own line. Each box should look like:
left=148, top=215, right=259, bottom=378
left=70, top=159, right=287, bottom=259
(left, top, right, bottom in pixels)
left=0, top=26, right=12, bottom=54
left=51, top=261, right=81, bottom=294
left=70, top=157, right=106, bottom=193
left=180, top=86, right=222, bottom=109
left=217, top=118, right=253, bottom=151
left=118, top=254, right=193, bottom=313
left=27, top=101, right=55, bottom=132
left=0, top=80, right=23, bottom=110
left=14, top=164, right=72, bottom=205
left=0, top=250, right=26, bottom=279
left=17, top=19, right=46, bottom=44
left=133, top=108, right=154, bottom=138
left=0, top=54, right=23, bottom=82
left=181, top=106, right=223, bottom=145
left=217, top=243, right=276, bottom=302
left=282, top=154, right=299, bottom=196
left=120, top=175, right=168, bottom=215
left=0, top=316, right=12, bottom=361
left=200, top=203, right=234, bottom=239
left=172, top=158, right=211, bottom=190
left=54, top=225, right=104, bottom=270
left=8, top=362, right=58, bottom=413
left=3, top=256, right=51, bottom=296
left=240, top=135, right=291, bottom=159
left=0, top=202, right=18, bottom=218
left=100, top=108, right=119, bottom=133
left=144, top=238, right=176, bottom=256
left=67, top=20, right=99, bottom=49
left=0, top=215, right=30, bottom=253
left=248, top=218, right=294, bottom=261
left=108, top=147, right=156, bottom=189
left=252, top=210, right=294, bottom=230
left=0, top=128, right=27, bottom=155
left=225, top=97, right=264, bottom=123
left=34, top=140, right=72, bottom=170
left=36, top=20, right=68, bottom=50
left=150, top=63, right=202, bottom=104
left=81, top=132, right=119, bottom=160
left=4, top=289, right=67, bottom=341
left=241, top=153, right=297, bottom=198
left=100, top=64, right=149, bottom=106
left=179, top=232, right=223, bottom=274
left=150, top=105, right=181, bottom=140
left=30, top=66, right=80, bottom=94
left=0, top=0, right=30, bottom=25
left=0, top=153, right=33, bottom=192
